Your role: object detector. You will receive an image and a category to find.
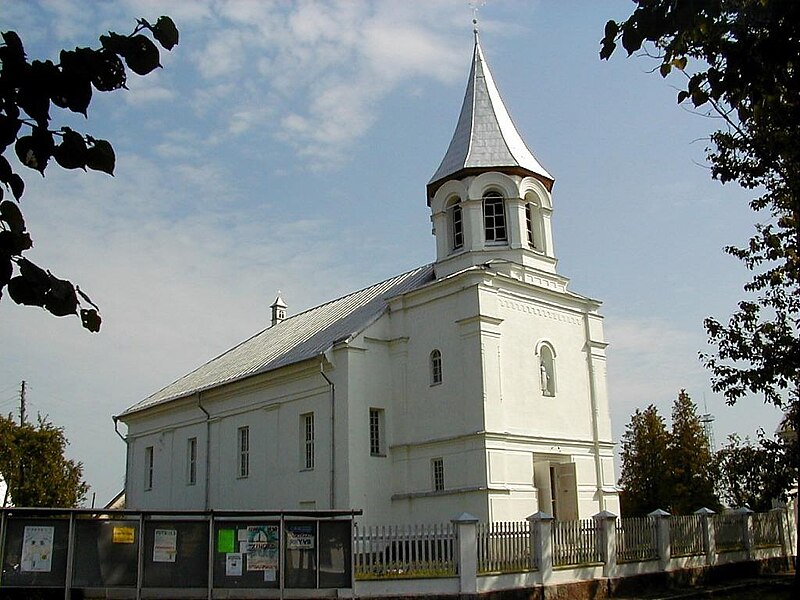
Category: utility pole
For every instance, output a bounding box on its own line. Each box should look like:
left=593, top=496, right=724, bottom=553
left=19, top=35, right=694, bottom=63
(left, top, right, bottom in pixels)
left=19, top=380, right=26, bottom=425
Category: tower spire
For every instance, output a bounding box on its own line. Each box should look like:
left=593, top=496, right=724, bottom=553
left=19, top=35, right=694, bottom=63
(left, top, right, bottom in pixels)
left=427, top=28, right=554, bottom=201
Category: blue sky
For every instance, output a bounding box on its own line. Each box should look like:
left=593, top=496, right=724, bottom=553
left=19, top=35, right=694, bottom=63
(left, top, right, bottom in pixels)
left=0, top=0, right=784, bottom=506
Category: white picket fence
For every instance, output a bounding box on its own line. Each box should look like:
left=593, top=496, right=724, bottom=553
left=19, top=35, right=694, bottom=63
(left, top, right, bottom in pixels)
left=353, top=522, right=456, bottom=579
left=477, top=521, right=532, bottom=573
left=353, top=508, right=791, bottom=582
left=617, top=516, right=658, bottom=562
left=551, top=518, right=602, bottom=566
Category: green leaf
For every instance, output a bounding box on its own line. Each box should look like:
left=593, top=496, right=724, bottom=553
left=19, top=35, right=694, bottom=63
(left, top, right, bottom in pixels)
left=599, top=40, right=616, bottom=61
left=621, top=24, right=644, bottom=55
left=152, top=16, right=179, bottom=50
left=0, top=156, right=12, bottom=183
left=80, top=308, right=102, bottom=332
left=9, top=174, right=24, bottom=200
left=89, top=48, right=126, bottom=92
left=0, top=199, right=26, bottom=233
left=122, top=34, right=161, bottom=75
left=14, top=127, right=55, bottom=174
left=54, top=48, right=95, bottom=115
left=53, top=128, right=88, bottom=170
left=603, top=20, right=619, bottom=41
left=0, top=254, right=11, bottom=287
left=85, top=138, right=115, bottom=175
left=0, top=229, right=32, bottom=254
left=677, top=90, right=690, bottom=104
left=18, top=60, right=58, bottom=127
left=672, top=56, right=687, bottom=70
left=7, top=258, right=49, bottom=307
left=0, top=113, right=22, bottom=152
left=44, top=273, right=78, bottom=317
left=659, top=62, right=671, bottom=78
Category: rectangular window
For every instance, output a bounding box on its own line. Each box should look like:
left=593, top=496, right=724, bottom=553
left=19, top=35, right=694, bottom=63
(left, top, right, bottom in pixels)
left=452, top=205, right=464, bottom=249
left=432, top=457, right=445, bottom=491
left=301, top=413, right=315, bottom=470
left=187, top=437, right=197, bottom=485
left=369, top=408, right=384, bottom=456
left=484, top=195, right=507, bottom=242
left=525, top=204, right=535, bottom=247
left=238, top=426, right=249, bottom=478
left=144, top=446, right=154, bottom=491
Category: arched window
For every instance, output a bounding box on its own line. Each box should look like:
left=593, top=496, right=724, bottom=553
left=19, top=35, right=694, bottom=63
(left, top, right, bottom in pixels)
left=483, top=191, right=507, bottom=243
left=450, top=201, right=464, bottom=250
left=430, top=349, right=442, bottom=385
left=538, top=344, right=556, bottom=396
left=525, top=203, right=537, bottom=250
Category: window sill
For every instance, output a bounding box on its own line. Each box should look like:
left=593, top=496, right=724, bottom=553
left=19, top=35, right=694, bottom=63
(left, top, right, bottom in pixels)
left=370, top=453, right=387, bottom=458
left=430, top=381, right=442, bottom=387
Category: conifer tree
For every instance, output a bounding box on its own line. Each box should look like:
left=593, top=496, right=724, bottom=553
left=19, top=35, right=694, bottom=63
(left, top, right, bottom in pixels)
left=618, top=405, right=670, bottom=516
left=668, top=390, right=719, bottom=514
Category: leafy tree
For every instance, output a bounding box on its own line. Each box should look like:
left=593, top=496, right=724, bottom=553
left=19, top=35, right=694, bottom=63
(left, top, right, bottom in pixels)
left=0, top=17, right=179, bottom=332
left=715, top=430, right=796, bottom=512
left=600, top=0, right=799, bottom=574
left=669, top=390, right=719, bottom=514
left=0, top=413, right=88, bottom=507
left=618, top=404, right=671, bottom=516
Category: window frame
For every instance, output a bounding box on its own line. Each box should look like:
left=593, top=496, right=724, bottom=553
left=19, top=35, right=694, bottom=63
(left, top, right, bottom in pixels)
left=144, top=445, right=154, bottom=491
left=430, top=349, right=442, bottom=386
left=187, top=437, right=197, bottom=486
left=483, top=191, right=507, bottom=243
left=301, top=412, right=315, bottom=470
left=237, top=426, right=250, bottom=479
left=451, top=202, right=464, bottom=250
left=369, top=408, right=385, bottom=456
left=432, top=457, right=445, bottom=492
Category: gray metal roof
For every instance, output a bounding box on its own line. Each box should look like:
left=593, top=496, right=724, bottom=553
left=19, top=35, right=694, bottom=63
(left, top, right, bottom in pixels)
left=428, top=35, right=553, bottom=194
left=119, top=264, right=435, bottom=417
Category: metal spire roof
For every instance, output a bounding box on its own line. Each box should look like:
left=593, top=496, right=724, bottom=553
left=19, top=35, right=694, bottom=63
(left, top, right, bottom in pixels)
left=118, top=264, right=435, bottom=417
left=427, top=33, right=554, bottom=197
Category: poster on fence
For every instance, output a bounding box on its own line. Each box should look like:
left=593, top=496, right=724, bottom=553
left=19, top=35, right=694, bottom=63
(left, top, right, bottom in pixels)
left=21, top=526, right=54, bottom=572
left=246, top=525, right=278, bottom=571
left=153, top=529, right=178, bottom=562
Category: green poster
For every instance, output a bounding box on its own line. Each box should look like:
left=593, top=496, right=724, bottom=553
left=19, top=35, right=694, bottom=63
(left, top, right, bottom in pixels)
left=217, top=529, right=235, bottom=553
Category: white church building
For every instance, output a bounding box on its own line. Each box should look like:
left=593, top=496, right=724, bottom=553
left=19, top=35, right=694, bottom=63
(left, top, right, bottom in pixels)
left=117, top=33, right=620, bottom=524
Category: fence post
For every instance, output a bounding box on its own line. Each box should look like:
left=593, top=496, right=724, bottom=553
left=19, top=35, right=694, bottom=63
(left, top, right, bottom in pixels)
left=732, top=507, right=754, bottom=560
left=527, top=511, right=554, bottom=585
left=593, top=510, right=617, bottom=577
left=451, top=512, right=479, bottom=596
left=694, top=507, right=716, bottom=566
left=648, top=509, right=671, bottom=572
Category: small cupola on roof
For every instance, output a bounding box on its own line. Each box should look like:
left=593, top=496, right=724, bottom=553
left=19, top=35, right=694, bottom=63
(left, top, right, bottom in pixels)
left=270, top=292, right=287, bottom=327
left=427, top=28, right=554, bottom=201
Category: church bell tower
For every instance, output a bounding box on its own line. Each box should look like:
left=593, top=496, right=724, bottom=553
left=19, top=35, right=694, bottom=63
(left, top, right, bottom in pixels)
left=428, top=30, right=558, bottom=281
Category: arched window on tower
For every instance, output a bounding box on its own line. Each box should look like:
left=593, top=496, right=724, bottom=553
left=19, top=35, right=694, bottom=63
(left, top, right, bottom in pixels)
left=525, top=203, right=537, bottom=250
left=430, top=349, right=442, bottom=385
left=448, top=198, right=464, bottom=250
left=525, top=196, right=544, bottom=252
left=537, top=343, right=556, bottom=397
left=483, top=191, right=507, bottom=243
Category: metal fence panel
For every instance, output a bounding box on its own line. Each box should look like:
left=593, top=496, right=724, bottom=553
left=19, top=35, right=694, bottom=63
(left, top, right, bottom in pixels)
left=477, top=521, right=531, bottom=574
left=354, top=522, right=456, bottom=579
left=552, top=519, right=602, bottom=567
left=752, top=512, right=782, bottom=548
left=670, top=515, right=704, bottom=557
left=617, top=517, right=658, bottom=562
left=712, top=513, right=745, bottom=553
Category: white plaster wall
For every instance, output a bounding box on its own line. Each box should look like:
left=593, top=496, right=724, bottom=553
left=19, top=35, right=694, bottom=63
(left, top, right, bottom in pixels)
left=124, top=362, right=338, bottom=511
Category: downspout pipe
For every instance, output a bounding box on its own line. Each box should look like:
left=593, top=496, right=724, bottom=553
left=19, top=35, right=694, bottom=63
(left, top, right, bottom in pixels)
left=197, top=393, right=211, bottom=511
left=112, top=416, right=130, bottom=505
left=320, top=362, right=335, bottom=509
